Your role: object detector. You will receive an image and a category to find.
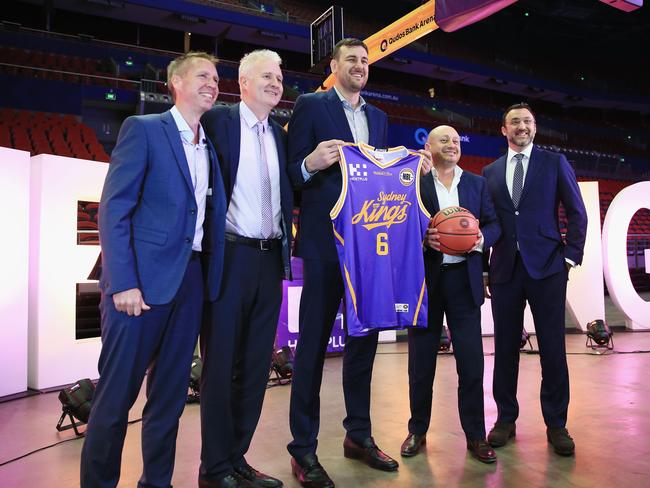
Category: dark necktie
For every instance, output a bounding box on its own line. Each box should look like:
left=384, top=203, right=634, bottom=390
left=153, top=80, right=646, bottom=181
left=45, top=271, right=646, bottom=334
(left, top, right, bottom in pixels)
left=512, top=153, right=524, bottom=208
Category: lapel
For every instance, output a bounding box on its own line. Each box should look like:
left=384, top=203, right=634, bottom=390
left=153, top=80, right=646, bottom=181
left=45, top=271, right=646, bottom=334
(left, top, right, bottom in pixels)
left=225, top=104, right=241, bottom=192
left=325, top=89, right=354, bottom=142
left=420, top=173, right=440, bottom=215
left=366, top=104, right=379, bottom=148
left=494, top=155, right=514, bottom=209
left=458, top=171, right=470, bottom=209
left=519, top=145, right=543, bottom=206
left=161, top=110, right=194, bottom=196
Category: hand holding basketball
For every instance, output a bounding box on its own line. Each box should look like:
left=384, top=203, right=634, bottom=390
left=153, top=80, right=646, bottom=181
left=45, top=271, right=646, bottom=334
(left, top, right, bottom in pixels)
left=429, top=206, right=480, bottom=255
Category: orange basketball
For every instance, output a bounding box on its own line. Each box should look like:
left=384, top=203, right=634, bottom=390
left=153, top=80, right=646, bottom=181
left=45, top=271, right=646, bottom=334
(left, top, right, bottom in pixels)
left=430, top=206, right=479, bottom=256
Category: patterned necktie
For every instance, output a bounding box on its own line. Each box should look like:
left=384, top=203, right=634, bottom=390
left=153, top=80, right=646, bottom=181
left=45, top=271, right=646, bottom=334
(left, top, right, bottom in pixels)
left=512, top=153, right=524, bottom=208
left=256, top=122, right=273, bottom=238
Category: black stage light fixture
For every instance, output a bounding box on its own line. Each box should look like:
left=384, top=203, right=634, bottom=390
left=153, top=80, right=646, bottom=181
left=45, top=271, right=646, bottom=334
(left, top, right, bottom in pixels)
left=269, top=346, right=294, bottom=385
left=586, top=319, right=614, bottom=350
left=520, top=328, right=533, bottom=350
left=56, top=378, right=95, bottom=436
left=439, top=325, right=452, bottom=353
left=187, top=355, right=202, bottom=404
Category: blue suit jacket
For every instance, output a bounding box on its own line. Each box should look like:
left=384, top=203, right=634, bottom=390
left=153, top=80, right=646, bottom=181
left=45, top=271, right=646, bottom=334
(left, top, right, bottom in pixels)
left=201, top=103, right=293, bottom=280
left=99, top=110, right=227, bottom=304
left=482, top=146, right=587, bottom=283
left=420, top=170, right=501, bottom=307
left=287, top=88, right=388, bottom=262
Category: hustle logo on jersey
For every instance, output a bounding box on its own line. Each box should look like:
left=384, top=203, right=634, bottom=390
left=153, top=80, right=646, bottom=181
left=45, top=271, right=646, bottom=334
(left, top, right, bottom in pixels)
left=373, top=170, right=393, bottom=177
left=351, top=191, right=411, bottom=230
left=395, top=303, right=409, bottom=313
left=399, top=168, right=415, bottom=186
left=348, top=163, right=368, bottom=181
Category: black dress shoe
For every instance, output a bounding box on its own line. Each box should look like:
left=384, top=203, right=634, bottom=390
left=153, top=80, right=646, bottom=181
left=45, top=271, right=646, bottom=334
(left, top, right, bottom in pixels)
left=400, top=433, right=426, bottom=457
left=234, top=464, right=283, bottom=487
left=487, top=422, right=516, bottom=447
left=291, top=453, right=335, bottom=488
left=547, top=427, right=575, bottom=456
left=343, top=436, right=399, bottom=471
left=198, top=472, right=255, bottom=488
left=467, top=439, right=497, bottom=464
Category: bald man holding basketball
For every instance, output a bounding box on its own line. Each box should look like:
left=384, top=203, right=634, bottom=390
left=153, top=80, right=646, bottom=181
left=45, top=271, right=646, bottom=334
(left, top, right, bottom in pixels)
left=401, top=125, right=501, bottom=463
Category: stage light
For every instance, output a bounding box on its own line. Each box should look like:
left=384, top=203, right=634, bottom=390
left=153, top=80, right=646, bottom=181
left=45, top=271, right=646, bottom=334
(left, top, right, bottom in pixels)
left=187, top=355, right=202, bottom=404
left=520, top=328, right=533, bottom=350
left=269, top=346, right=294, bottom=385
left=586, top=320, right=614, bottom=350
left=439, top=326, right=452, bottom=352
left=56, top=378, right=95, bottom=436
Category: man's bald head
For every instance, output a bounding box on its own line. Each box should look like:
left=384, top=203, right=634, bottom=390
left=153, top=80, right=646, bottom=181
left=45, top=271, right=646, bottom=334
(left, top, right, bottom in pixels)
left=425, top=125, right=461, bottom=167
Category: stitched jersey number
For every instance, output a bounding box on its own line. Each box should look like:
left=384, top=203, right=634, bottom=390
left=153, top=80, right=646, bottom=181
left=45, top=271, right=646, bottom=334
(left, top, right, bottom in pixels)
left=376, top=233, right=388, bottom=255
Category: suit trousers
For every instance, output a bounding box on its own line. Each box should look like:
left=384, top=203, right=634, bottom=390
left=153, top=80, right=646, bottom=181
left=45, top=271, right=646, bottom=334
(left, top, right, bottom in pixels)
left=491, top=253, right=570, bottom=428
left=199, top=240, right=283, bottom=480
left=80, top=255, right=203, bottom=488
left=407, top=264, right=486, bottom=440
left=287, top=258, right=379, bottom=458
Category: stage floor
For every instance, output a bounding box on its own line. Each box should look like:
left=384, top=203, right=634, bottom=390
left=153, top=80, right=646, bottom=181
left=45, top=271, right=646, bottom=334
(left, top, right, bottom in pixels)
left=2, top=331, right=650, bottom=488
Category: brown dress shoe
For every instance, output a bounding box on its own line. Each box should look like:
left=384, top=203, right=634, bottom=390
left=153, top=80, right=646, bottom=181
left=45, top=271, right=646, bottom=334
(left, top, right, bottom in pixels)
left=467, top=439, right=497, bottom=464
left=343, top=436, right=399, bottom=471
left=400, top=433, right=426, bottom=457
left=487, top=422, right=516, bottom=447
left=290, top=453, right=335, bottom=488
left=547, top=427, right=575, bottom=456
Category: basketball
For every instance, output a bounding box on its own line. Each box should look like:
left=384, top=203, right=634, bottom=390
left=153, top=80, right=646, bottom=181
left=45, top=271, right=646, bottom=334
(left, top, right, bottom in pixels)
left=430, top=206, right=479, bottom=256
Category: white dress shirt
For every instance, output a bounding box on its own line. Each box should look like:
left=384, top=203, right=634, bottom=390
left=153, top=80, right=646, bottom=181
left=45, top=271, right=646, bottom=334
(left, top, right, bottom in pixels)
left=226, top=101, right=282, bottom=239
left=505, top=143, right=533, bottom=199
left=301, top=86, right=370, bottom=181
left=431, top=165, right=468, bottom=265
left=170, top=105, right=209, bottom=251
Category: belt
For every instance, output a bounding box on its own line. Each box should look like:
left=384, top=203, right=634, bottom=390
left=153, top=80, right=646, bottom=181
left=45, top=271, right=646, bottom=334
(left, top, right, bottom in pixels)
left=440, top=261, right=467, bottom=271
left=225, top=233, right=281, bottom=251
left=190, top=250, right=202, bottom=260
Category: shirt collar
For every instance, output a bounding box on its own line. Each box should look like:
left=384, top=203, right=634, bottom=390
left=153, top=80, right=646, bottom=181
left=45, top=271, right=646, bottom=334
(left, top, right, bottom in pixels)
left=170, top=105, right=206, bottom=146
left=333, top=86, right=366, bottom=111
left=239, top=101, right=268, bottom=130
left=431, top=164, right=463, bottom=184
left=507, top=142, right=534, bottom=163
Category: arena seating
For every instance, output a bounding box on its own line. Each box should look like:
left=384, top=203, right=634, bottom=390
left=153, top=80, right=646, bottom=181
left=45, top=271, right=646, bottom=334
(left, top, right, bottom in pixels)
left=0, top=108, right=109, bottom=162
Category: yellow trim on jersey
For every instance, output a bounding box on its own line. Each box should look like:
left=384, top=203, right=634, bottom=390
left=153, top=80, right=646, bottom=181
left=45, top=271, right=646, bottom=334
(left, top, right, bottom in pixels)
left=412, top=279, right=427, bottom=326
left=414, top=154, right=432, bottom=219
left=332, top=224, right=344, bottom=245
left=343, top=263, right=358, bottom=316
left=330, top=143, right=354, bottom=220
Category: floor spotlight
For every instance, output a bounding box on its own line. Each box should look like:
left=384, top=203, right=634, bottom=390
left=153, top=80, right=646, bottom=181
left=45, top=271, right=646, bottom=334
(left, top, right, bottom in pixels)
left=187, top=355, right=202, bottom=404
left=56, top=378, right=95, bottom=436
left=269, top=346, right=294, bottom=385
left=586, top=320, right=614, bottom=350
left=439, top=325, right=452, bottom=353
left=520, top=328, right=533, bottom=351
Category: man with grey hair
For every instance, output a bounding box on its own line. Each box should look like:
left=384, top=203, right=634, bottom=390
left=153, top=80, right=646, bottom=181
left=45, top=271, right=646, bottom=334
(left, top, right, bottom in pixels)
left=199, top=49, right=293, bottom=488
left=81, top=51, right=226, bottom=488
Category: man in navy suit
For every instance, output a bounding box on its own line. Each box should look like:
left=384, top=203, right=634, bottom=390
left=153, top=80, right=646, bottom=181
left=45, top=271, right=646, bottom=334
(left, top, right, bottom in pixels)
left=401, top=125, right=500, bottom=463
left=482, top=103, right=587, bottom=456
left=199, top=49, right=292, bottom=488
left=80, top=52, right=226, bottom=488
left=286, top=38, right=433, bottom=487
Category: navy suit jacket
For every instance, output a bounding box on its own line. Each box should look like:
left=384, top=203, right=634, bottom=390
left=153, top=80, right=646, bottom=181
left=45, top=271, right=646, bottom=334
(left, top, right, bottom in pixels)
left=99, top=110, right=227, bottom=304
left=482, top=146, right=587, bottom=283
left=201, top=103, right=293, bottom=280
left=420, top=170, right=501, bottom=307
left=287, top=88, right=388, bottom=262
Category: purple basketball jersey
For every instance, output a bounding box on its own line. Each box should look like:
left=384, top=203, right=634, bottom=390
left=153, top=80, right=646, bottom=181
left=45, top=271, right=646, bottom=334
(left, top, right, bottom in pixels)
left=331, top=143, right=430, bottom=337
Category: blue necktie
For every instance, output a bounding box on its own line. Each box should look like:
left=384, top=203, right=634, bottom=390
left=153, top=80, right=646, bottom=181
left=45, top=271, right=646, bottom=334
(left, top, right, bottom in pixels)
left=512, top=153, right=524, bottom=208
